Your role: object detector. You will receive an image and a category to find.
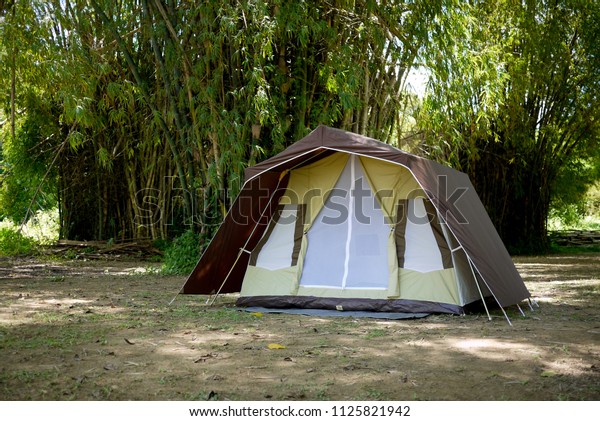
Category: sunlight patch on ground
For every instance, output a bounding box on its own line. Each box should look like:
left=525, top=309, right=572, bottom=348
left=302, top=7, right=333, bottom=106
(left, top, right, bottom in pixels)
left=104, top=266, right=160, bottom=276
left=526, top=278, right=600, bottom=304
left=448, top=338, right=544, bottom=362
left=543, top=358, right=594, bottom=377
left=517, top=263, right=579, bottom=268
left=0, top=293, right=132, bottom=325
left=405, top=336, right=543, bottom=362
left=516, top=263, right=579, bottom=278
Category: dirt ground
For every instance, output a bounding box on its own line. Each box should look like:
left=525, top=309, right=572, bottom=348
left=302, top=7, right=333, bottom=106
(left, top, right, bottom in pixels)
left=0, top=253, right=598, bottom=401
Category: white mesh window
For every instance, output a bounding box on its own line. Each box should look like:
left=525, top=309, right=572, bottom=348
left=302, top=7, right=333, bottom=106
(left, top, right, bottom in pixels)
left=403, top=198, right=445, bottom=272
left=255, top=205, right=298, bottom=270
left=300, top=155, right=390, bottom=289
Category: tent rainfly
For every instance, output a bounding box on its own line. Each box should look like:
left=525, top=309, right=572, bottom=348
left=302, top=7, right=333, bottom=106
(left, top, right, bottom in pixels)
left=181, top=126, right=532, bottom=322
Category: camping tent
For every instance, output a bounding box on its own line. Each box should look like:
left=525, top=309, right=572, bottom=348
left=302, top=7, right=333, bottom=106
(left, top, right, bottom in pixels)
left=182, top=126, right=530, bottom=319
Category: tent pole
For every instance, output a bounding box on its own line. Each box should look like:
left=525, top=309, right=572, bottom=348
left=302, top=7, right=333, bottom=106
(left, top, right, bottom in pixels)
left=208, top=247, right=249, bottom=306
left=466, top=256, right=515, bottom=325
left=499, top=306, right=513, bottom=326
left=517, top=304, right=525, bottom=317
left=468, top=260, right=492, bottom=321
left=440, top=222, right=494, bottom=322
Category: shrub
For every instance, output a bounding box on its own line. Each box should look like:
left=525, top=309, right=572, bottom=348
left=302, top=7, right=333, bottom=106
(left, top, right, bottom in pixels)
left=161, top=229, right=202, bottom=275
left=0, top=227, right=38, bottom=256
left=21, top=209, right=60, bottom=245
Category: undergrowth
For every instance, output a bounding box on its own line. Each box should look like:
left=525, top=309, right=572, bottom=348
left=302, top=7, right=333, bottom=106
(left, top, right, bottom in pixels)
left=161, top=229, right=202, bottom=275
left=0, top=226, right=38, bottom=256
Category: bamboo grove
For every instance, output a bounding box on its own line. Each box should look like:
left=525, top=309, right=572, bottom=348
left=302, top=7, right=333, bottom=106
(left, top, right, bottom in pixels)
left=1, top=0, right=599, bottom=253
left=0, top=0, right=442, bottom=243
left=418, top=0, right=600, bottom=252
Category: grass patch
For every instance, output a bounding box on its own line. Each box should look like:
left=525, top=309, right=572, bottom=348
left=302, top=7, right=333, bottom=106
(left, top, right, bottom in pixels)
left=549, top=244, right=600, bottom=254
left=0, top=322, right=112, bottom=351
left=365, top=328, right=387, bottom=339
left=3, top=368, right=58, bottom=385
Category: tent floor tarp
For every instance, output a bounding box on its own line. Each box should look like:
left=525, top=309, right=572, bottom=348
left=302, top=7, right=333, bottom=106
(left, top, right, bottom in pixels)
left=236, top=295, right=463, bottom=314
left=240, top=306, right=430, bottom=320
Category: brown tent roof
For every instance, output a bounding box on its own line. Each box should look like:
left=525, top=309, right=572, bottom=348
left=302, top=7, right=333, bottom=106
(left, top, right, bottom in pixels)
left=182, top=126, right=530, bottom=308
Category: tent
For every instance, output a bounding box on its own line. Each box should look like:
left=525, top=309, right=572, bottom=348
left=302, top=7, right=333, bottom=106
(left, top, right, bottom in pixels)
left=181, top=126, right=531, bottom=320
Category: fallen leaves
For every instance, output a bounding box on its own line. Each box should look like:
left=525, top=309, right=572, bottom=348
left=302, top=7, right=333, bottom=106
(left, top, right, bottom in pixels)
left=540, top=370, right=559, bottom=377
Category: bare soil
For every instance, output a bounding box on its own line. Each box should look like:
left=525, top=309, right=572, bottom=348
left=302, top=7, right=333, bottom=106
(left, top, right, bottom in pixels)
left=0, top=254, right=599, bottom=401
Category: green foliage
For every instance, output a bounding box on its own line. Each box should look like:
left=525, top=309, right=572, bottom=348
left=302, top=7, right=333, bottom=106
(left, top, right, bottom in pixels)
left=549, top=181, right=600, bottom=231
left=549, top=244, right=600, bottom=254
left=0, top=0, right=443, bottom=242
left=19, top=208, right=60, bottom=245
left=0, top=226, right=38, bottom=256
left=417, top=0, right=600, bottom=253
left=161, top=229, right=202, bottom=275
left=0, top=106, right=59, bottom=222
left=550, top=177, right=596, bottom=228
left=2, top=0, right=597, bottom=250
left=550, top=147, right=600, bottom=227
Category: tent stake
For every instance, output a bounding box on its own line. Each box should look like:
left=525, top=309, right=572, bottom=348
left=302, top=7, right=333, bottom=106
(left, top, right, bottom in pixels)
left=479, top=292, right=492, bottom=322
left=168, top=285, right=184, bottom=306
left=530, top=298, right=539, bottom=308
left=500, top=307, right=512, bottom=327
left=500, top=306, right=513, bottom=326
